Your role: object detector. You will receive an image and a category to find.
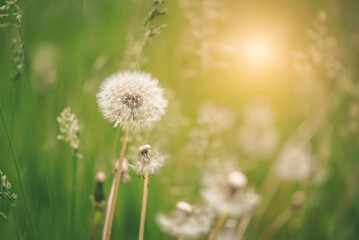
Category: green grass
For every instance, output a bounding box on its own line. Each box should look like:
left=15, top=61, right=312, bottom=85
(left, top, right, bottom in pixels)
left=1, top=0, right=359, bottom=239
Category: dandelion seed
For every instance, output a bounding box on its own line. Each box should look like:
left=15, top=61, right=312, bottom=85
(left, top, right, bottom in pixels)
left=56, top=106, right=80, bottom=149
left=97, top=70, right=168, bottom=132
left=131, top=144, right=165, bottom=177
left=157, top=201, right=213, bottom=238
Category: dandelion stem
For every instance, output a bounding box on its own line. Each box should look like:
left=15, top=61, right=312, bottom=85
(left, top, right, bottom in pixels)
left=0, top=103, right=37, bottom=239
left=236, top=215, right=252, bottom=240
left=139, top=170, right=149, bottom=240
left=90, top=210, right=102, bottom=240
left=102, top=127, right=129, bottom=240
left=70, top=148, right=79, bottom=238
left=209, top=214, right=227, bottom=240
left=258, top=209, right=292, bottom=240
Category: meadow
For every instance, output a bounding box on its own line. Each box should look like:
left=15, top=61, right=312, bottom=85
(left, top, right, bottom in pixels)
left=1, top=0, right=359, bottom=239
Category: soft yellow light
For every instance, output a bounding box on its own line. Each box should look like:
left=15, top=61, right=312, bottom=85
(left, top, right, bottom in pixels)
left=244, top=39, right=271, bottom=65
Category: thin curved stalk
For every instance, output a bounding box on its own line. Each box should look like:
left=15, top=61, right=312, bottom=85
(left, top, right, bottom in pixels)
left=0, top=103, right=36, bottom=239
left=102, top=127, right=129, bottom=240
left=70, top=148, right=79, bottom=238
left=236, top=215, right=252, bottom=240
left=209, top=214, right=227, bottom=240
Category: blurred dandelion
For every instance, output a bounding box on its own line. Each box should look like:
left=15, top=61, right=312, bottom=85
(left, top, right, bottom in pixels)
left=238, top=100, right=279, bottom=157
left=275, top=145, right=312, bottom=181
left=197, top=103, right=235, bottom=133
left=157, top=201, right=213, bottom=239
left=203, top=171, right=261, bottom=240
left=188, top=103, right=234, bottom=160
left=32, top=43, right=58, bottom=94
left=203, top=171, right=261, bottom=218
left=90, top=172, right=106, bottom=240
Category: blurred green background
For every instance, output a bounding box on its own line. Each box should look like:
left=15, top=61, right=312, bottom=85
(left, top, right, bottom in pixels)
left=1, top=0, right=359, bottom=239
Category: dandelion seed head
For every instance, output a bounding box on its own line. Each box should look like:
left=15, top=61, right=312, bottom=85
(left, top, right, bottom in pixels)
left=96, top=70, right=168, bottom=132
left=157, top=202, right=213, bottom=238
left=176, top=201, right=194, bottom=216
left=131, top=145, right=164, bottom=176
left=227, top=171, right=247, bottom=190
left=90, top=171, right=106, bottom=211
left=95, top=171, right=106, bottom=183
left=202, top=171, right=261, bottom=217
left=275, top=145, right=312, bottom=181
left=56, top=106, right=80, bottom=149
left=138, top=144, right=151, bottom=155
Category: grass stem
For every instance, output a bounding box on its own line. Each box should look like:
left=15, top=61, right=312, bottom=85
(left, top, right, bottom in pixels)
left=90, top=210, right=102, bottom=240
left=70, top=148, right=79, bottom=239
left=0, top=103, right=37, bottom=239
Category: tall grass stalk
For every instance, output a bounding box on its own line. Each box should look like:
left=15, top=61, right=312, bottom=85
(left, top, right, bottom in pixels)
left=102, top=127, right=129, bottom=240
left=12, top=206, right=20, bottom=240
left=70, top=147, right=79, bottom=238
left=209, top=214, right=227, bottom=240
left=0, top=103, right=37, bottom=239
left=138, top=170, right=149, bottom=240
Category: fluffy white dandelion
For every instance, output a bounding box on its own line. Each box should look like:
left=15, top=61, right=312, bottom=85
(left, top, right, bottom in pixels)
left=275, top=145, right=312, bottom=181
left=202, top=171, right=261, bottom=218
left=131, top=144, right=165, bottom=176
left=96, top=70, right=168, bottom=132
left=156, top=201, right=213, bottom=238
left=56, top=106, right=80, bottom=149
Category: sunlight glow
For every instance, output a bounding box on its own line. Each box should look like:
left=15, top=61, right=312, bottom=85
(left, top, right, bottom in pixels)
left=244, top=39, right=272, bottom=65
